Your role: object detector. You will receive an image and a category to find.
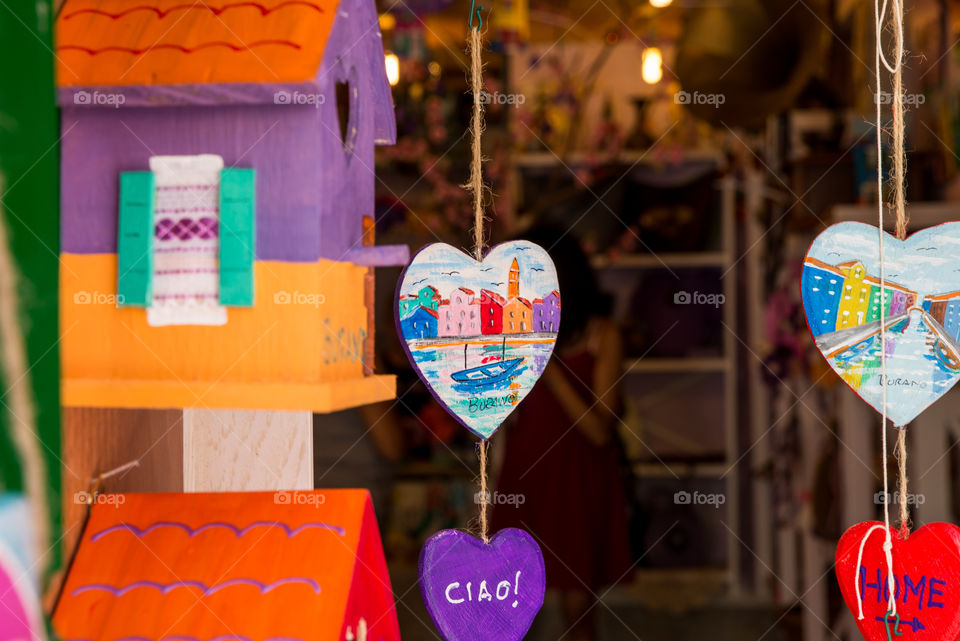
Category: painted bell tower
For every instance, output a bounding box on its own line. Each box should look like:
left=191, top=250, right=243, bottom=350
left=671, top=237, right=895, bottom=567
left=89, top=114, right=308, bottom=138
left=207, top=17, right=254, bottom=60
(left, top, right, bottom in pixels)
left=508, top=257, right=520, bottom=299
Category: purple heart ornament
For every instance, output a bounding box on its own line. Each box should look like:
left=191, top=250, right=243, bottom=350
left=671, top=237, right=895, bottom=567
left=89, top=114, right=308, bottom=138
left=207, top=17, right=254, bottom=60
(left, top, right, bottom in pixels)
left=419, top=528, right=546, bottom=641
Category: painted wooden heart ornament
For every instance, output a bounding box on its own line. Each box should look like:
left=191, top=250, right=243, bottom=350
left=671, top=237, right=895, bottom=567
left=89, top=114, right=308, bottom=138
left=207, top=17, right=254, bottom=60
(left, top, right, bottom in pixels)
left=396, top=241, right=560, bottom=439
left=802, top=221, right=960, bottom=425
left=419, top=528, right=546, bottom=641
left=836, top=521, right=960, bottom=641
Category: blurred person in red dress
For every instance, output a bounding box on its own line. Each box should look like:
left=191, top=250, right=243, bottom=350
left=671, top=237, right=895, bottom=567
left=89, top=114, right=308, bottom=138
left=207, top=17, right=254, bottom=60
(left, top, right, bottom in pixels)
left=493, top=228, right=633, bottom=641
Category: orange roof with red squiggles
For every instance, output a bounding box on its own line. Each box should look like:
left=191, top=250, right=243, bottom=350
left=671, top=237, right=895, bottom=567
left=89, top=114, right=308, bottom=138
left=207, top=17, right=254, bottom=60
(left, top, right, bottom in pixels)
left=52, top=490, right=401, bottom=641
left=56, top=0, right=338, bottom=86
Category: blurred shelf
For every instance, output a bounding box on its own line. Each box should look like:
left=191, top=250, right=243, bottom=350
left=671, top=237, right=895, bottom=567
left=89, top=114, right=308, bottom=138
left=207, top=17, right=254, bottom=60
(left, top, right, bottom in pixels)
left=512, top=149, right=725, bottom=168
left=394, top=460, right=477, bottom=480
left=633, top=461, right=728, bottom=477
left=832, top=202, right=958, bottom=229
left=592, top=252, right=730, bottom=269
left=623, top=357, right=729, bottom=373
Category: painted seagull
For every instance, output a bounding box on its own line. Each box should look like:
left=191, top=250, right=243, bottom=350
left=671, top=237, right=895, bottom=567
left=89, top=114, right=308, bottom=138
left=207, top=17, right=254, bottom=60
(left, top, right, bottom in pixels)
left=531, top=267, right=544, bottom=272
left=411, top=278, right=427, bottom=286
left=490, top=281, right=504, bottom=286
left=480, top=267, right=493, bottom=272
left=442, top=271, right=460, bottom=276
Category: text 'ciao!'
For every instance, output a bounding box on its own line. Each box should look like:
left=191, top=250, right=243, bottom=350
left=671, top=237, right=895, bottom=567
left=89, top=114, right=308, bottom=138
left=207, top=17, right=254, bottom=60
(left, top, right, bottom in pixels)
left=444, top=571, right=523, bottom=608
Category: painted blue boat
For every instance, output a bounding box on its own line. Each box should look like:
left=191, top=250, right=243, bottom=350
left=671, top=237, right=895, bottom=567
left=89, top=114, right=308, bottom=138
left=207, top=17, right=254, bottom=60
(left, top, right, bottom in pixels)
left=450, top=357, right=524, bottom=386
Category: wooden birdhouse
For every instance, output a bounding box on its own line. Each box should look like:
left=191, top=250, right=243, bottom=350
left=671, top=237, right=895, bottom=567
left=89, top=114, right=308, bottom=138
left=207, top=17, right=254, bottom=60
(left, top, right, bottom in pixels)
left=57, top=0, right=404, bottom=410
left=54, top=490, right=400, bottom=641
left=54, top=0, right=407, bottom=548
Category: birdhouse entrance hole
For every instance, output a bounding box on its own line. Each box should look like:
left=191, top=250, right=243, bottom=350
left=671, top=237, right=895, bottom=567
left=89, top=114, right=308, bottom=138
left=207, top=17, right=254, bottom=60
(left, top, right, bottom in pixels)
left=335, top=68, right=360, bottom=158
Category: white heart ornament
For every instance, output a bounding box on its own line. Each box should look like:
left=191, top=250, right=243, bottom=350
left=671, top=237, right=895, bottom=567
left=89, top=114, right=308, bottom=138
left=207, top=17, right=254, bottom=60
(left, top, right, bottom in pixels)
left=395, top=241, right=560, bottom=439
left=802, top=221, right=960, bottom=425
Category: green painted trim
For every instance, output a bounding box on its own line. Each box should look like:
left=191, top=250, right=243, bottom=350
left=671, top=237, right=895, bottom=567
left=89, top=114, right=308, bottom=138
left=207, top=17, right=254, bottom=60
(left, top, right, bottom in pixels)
left=117, top=172, right=155, bottom=307
left=219, top=168, right=256, bottom=306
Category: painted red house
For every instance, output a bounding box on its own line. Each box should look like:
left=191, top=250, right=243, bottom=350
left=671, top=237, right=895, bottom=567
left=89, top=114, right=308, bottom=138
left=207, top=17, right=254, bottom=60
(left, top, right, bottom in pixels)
left=480, top=289, right=505, bottom=335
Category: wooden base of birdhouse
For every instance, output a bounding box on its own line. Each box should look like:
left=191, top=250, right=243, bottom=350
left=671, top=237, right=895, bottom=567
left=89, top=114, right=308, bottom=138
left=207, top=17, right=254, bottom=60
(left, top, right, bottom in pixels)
left=62, top=407, right=314, bottom=558
left=60, top=254, right=396, bottom=412
left=62, top=375, right=396, bottom=412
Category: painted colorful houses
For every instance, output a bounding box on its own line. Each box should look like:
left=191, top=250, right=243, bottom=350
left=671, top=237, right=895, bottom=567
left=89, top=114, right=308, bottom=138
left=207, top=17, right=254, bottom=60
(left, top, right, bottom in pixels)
left=836, top=261, right=871, bottom=329
left=943, top=297, right=960, bottom=337
left=503, top=297, right=533, bottom=334
left=801, top=257, right=917, bottom=337
left=917, top=291, right=960, bottom=345
left=399, top=285, right=441, bottom=317
left=533, top=290, right=561, bottom=333
left=889, top=288, right=917, bottom=315
left=801, top=258, right=845, bottom=336
left=398, top=258, right=561, bottom=341
left=481, top=289, right=506, bottom=335
left=439, top=288, right=481, bottom=337
left=863, top=275, right=916, bottom=323
left=400, top=306, right=439, bottom=339
left=926, top=292, right=960, bottom=330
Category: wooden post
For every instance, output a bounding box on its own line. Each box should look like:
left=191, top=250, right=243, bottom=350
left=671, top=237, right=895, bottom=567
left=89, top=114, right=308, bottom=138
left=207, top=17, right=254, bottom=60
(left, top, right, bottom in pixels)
left=182, top=409, right=312, bottom=492
left=62, top=407, right=184, bottom=558
left=62, top=406, right=313, bottom=556
left=362, top=215, right=376, bottom=376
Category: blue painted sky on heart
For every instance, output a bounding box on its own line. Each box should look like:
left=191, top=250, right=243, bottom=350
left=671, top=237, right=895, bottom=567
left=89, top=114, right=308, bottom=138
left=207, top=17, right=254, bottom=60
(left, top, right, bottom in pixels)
left=807, top=221, right=960, bottom=297
left=399, top=241, right=559, bottom=302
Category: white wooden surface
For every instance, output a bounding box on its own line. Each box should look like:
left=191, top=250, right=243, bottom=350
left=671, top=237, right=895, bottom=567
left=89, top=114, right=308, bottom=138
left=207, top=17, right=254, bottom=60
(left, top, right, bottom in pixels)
left=904, top=388, right=960, bottom=525
left=182, top=409, right=313, bottom=491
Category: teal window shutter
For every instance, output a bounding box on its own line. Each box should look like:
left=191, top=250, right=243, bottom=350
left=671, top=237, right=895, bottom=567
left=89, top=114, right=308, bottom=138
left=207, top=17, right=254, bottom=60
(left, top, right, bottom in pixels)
left=219, top=168, right=256, bottom=306
left=117, top=171, right=155, bottom=307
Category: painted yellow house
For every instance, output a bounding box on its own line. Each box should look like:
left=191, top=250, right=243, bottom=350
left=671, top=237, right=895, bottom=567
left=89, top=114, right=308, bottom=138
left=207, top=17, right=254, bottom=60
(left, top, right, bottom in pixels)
left=503, top=297, right=533, bottom=334
left=837, top=261, right=871, bottom=330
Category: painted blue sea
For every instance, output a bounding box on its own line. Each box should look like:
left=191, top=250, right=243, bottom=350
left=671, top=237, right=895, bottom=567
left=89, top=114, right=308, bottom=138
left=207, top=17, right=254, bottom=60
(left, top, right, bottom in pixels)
left=408, top=335, right=557, bottom=438
left=823, top=310, right=960, bottom=425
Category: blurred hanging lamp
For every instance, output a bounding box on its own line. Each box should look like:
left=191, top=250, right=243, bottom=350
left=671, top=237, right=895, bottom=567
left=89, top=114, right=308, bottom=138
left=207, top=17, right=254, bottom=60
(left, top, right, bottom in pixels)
left=674, top=0, right=828, bottom=127
left=385, top=52, right=400, bottom=86
left=641, top=47, right=664, bottom=84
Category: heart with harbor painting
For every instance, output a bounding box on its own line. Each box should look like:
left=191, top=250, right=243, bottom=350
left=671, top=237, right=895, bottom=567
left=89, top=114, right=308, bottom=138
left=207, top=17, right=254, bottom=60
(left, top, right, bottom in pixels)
left=802, top=221, right=960, bottom=425
left=395, top=241, right=560, bottom=439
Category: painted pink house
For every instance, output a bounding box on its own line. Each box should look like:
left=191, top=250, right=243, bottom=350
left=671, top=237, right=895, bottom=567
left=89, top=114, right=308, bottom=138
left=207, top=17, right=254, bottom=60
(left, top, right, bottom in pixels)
left=439, top=288, right=480, bottom=337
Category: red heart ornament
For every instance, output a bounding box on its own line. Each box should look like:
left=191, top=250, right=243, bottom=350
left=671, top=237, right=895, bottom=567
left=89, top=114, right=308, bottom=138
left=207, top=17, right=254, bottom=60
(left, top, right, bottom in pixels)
left=836, top=521, right=960, bottom=641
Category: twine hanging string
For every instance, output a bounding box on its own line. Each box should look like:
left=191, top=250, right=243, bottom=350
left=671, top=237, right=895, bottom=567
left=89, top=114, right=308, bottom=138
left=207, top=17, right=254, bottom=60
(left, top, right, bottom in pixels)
left=881, top=0, right=911, bottom=537
left=0, top=174, right=51, bottom=573
left=478, top=440, right=490, bottom=544
left=896, top=429, right=909, bottom=535
left=884, top=0, right=911, bottom=539
left=466, top=24, right=488, bottom=262
left=855, top=0, right=906, bottom=621
left=466, top=7, right=492, bottom=544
